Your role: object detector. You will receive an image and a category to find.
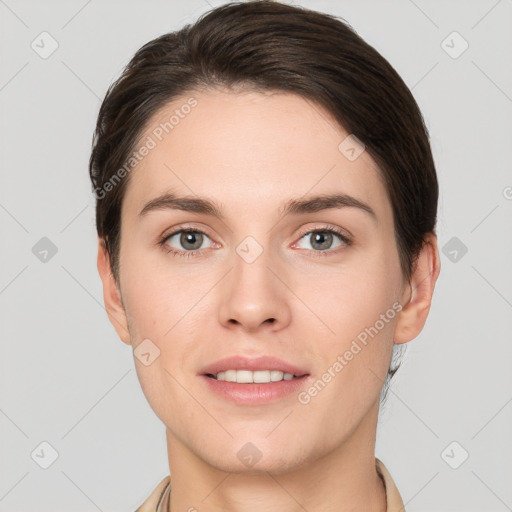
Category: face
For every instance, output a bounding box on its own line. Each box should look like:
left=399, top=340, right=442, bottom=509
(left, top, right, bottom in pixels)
left=110, top=88, right=411, bottom=473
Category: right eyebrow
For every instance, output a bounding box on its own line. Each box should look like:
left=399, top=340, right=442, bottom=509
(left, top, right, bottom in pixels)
left=139, top=193, right=223, bottom=219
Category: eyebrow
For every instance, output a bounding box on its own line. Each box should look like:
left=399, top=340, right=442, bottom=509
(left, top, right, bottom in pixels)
left=139, top=192, right=376, bottom=220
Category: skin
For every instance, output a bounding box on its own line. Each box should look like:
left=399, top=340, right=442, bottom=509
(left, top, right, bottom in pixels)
left=97, top=88, right=440, bottom=512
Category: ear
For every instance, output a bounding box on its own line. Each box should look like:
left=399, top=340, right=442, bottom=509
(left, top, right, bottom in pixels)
left=96, top=238, right=131, bottom=345
left=394, top=232, right=441, bottom=344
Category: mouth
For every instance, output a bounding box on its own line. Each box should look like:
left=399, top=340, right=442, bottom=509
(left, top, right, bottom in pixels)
left=198, top=355, right=310, bottom=404
left=199, top=355, right=309, bottom=381
left=205, top=370, right=307, bottom=383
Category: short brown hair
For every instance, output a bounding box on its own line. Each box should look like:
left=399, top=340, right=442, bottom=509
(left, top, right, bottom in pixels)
left=89, top=0, right=438, bottom=399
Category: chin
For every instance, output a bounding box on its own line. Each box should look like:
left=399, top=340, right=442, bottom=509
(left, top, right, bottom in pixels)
left=196, top=439, right=313, bottom=476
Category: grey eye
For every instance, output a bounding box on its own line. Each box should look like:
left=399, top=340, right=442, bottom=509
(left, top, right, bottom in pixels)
left=165, top=230, right=211, bottom=251
left=296, top=230, right=345, bottom=251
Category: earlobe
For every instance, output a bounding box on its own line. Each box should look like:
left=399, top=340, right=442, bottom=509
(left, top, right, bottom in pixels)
left=96, top=238, right=131, bottom=345
left=394, top=233, right=441, bottom=344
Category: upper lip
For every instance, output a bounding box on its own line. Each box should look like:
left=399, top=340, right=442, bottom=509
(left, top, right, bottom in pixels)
left=199, top=355, right=309, bottom=377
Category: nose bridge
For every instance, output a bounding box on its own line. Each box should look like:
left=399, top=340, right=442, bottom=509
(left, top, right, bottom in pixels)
left=218, top=233, right=290, bottom=331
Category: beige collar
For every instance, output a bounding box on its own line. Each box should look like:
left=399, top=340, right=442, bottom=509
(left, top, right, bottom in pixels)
left=136, top=458, right=405, bottom=512
left=375, top=457, right=405, bottom=511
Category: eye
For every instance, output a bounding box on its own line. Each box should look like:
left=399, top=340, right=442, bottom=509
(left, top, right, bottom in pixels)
left=158, top=225, right=351, bottom=259
left=294, top=227, right=351, bottom=255
left=159, top=228, right=214, bottom=258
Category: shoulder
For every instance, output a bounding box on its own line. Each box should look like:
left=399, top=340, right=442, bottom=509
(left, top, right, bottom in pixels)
left=134, top=476, right=170, bottom=512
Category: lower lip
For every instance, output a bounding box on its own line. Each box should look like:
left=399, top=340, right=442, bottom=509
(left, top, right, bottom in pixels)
left=200, top=374, right=310, bottom=405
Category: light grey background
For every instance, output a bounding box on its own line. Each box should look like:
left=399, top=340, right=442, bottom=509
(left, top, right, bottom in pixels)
left=1, top=0, right=511, bottom=510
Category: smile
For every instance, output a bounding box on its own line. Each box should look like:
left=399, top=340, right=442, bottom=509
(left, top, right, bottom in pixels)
left=207, top=369, right=302, bottom=383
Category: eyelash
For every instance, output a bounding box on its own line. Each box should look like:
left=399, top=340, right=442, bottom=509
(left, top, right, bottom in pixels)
left=158, top=225, right=352, bottom=259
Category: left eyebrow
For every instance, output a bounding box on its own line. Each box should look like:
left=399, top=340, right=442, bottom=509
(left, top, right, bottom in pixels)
left=279, top=193, right=377, bottom=220
left=138, top=192, right=376, bottom=221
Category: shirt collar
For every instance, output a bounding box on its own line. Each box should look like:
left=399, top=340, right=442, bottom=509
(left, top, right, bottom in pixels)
left=137, top=458, right=405, bottom=512
left=376, top=457, right=406, bottom=511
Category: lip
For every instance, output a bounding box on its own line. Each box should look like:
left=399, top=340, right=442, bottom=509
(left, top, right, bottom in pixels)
left=198, top=355, right=309, bottom=377
left=198, top=355, right=311, bottom=406
left=200, top=374, right=311, bottom=405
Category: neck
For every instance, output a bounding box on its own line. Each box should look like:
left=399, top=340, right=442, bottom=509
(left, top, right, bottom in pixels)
left=164, top=403, right=386, bottom=512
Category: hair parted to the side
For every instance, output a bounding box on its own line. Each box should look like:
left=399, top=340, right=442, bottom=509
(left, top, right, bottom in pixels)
left=88, top=0, right=438, bottom=403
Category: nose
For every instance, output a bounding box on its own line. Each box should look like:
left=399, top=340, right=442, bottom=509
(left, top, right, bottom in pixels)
left=217, top=244, right=292, bottom=333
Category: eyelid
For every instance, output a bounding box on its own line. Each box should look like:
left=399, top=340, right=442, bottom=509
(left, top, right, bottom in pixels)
left=160, top=223, right=216, bottom=243
left=294, top=223, right=352, bottom=241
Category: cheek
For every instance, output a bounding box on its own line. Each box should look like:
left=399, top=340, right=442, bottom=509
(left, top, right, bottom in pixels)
left=120, top=257, right=201, bottom=422
left=301, top=247, right=402, bottom=341
left=119, top=237, right=194, bottom=333
left=295, top=241, right=402, bottom=401
left=298, top=269, right=400, bottom=429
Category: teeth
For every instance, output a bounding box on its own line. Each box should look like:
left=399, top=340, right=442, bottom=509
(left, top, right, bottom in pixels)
left=214, top=370, right=297, bottom=383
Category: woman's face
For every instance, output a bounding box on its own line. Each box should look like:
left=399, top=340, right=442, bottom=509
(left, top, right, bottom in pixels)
left=113, top=88, right=409, bottom=472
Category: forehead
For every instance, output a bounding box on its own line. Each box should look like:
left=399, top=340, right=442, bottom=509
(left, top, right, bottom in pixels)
left=122, top=88, right=390, bottom=222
